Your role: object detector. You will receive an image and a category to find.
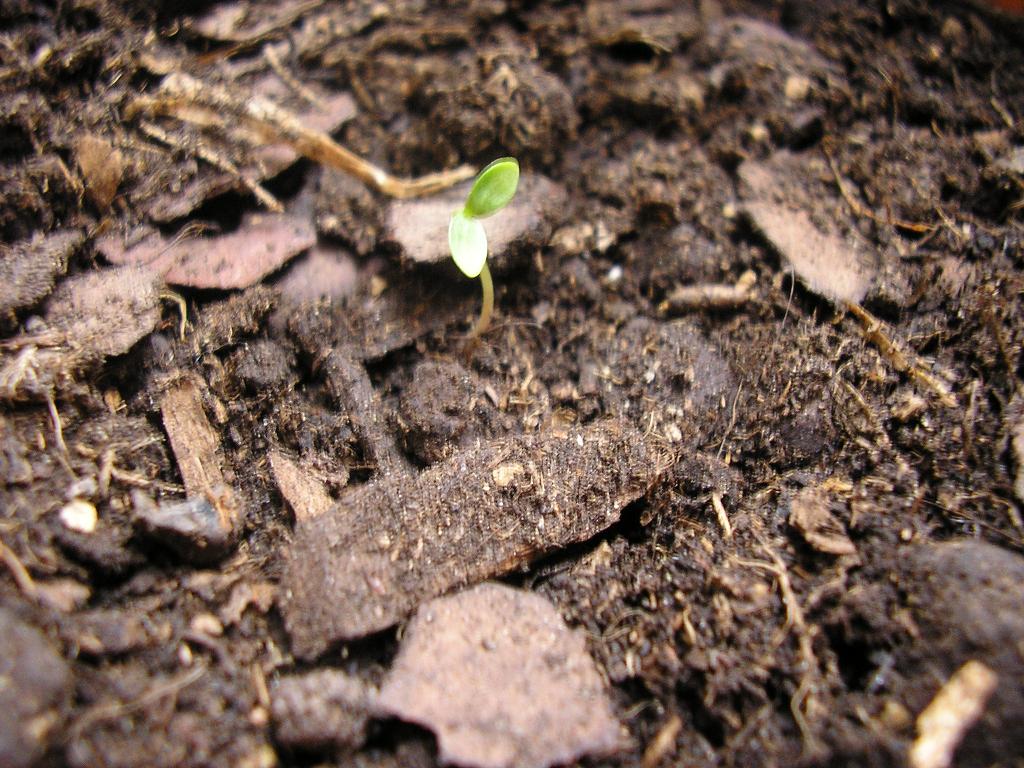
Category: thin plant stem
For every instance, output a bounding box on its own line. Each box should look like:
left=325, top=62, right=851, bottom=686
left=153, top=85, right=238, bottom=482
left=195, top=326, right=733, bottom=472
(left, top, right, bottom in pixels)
left=472, top=261, right=494, bottom=337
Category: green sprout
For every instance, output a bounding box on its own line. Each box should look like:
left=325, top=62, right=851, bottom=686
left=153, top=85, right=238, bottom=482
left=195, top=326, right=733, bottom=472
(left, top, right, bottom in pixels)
left=448, top=157, right=520, bottom=337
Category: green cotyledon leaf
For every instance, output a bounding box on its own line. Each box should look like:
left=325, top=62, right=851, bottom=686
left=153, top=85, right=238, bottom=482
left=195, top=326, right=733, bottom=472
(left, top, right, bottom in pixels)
left=449, top=209, right=488, bottom=278
left=463, top=157, right=520, bottom=219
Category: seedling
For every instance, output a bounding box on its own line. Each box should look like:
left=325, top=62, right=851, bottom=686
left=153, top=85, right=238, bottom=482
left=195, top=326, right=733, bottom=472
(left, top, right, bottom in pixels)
left=448, top=157, right=520, bottom=337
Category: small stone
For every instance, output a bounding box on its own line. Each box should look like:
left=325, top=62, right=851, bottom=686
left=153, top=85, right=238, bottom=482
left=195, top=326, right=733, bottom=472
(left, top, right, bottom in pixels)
left=0, top=608, right=72, bottom=768
left=132, top=486, right=240, bottom=563
left=189, top=612, right=224, bottom=637
left=270, top=670, right=376, bottom=750
left=784, top=74, right=812, bottom=101
left=59, top=499, right=97, bottom=533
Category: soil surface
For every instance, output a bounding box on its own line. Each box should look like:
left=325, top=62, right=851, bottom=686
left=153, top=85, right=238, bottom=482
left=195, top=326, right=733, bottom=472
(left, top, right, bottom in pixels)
left=3, top=1, right=1024, bottom=767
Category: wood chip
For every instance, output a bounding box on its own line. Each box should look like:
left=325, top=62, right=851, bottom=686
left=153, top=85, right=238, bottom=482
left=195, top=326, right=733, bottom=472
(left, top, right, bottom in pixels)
left=378, top=583, right=623, bottom=768
left=268, top=449, right=333, bottom=522
left=160, top=376, right=225, bottom=496
left=910, top=661, right=998, bottom=768
left=280, top=420, right=663, bottom=657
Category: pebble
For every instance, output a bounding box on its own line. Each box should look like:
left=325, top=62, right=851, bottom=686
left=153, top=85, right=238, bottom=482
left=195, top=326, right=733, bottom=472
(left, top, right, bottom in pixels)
left=132, top=486, right=240, bottom=563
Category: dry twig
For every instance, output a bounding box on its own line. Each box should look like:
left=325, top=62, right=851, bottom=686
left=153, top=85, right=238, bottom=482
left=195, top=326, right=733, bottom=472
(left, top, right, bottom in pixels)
left=129, top=72, right=474, bottom=198
left=845, top=302, right=957, bottom=407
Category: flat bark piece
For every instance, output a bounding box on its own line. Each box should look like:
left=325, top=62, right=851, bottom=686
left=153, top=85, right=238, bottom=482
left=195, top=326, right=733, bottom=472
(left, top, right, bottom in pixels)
left=0, top=265, right=162, bottom=401
left=384, top=174, right=567, bottom=267
left=738, top=151, right=877, bottom=304
left=268, top=449, right=333, bottom=521
left=44, top=265, right=162, bottom=359
left=280, top=420, right=661, bottom=658
left=378, top=583, right=623, bottom=768
left=0, top=229, right=83, bottom=317
left=160, top=376, right=225, bottom=496
left=97, top=211, right=316, bottom=289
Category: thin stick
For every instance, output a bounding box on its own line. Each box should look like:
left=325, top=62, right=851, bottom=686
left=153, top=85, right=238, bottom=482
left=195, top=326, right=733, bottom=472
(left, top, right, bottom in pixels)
left=130, top=72, right=474, bottom=199
left=711, top=492, right=733, bottom=539
left=472, top=261, right=495, bottom=338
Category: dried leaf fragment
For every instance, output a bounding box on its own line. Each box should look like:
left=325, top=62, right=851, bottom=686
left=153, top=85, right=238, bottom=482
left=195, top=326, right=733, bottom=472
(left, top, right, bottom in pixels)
left=788, top=485, right=857, bottom=556
left=97, top=212, right=316, bottom=290
left=74, top=133, right=123, bottom=210
left=379, top=583, right=623, bottom=768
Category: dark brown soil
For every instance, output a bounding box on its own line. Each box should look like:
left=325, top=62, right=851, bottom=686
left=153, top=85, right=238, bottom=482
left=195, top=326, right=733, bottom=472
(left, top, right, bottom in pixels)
left=2, top=1, right=1024, bottom=767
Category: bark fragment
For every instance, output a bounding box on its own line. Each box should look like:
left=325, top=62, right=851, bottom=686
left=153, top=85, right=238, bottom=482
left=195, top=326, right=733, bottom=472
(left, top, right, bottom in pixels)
left=280, top=420, right=663, bottom=657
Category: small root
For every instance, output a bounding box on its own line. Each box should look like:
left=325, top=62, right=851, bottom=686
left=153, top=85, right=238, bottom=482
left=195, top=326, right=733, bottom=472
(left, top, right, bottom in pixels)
left=845, top=302, right=957, bottom=407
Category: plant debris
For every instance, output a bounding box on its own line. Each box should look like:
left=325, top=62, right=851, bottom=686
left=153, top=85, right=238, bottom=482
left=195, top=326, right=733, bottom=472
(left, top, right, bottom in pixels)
left=378, top=583, right=623, bottom=768
left=97, top=212, right=316, bottom=290
left=280, top=420, right=663, bottom=657
left=0, top=266, right=162, bottom=400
